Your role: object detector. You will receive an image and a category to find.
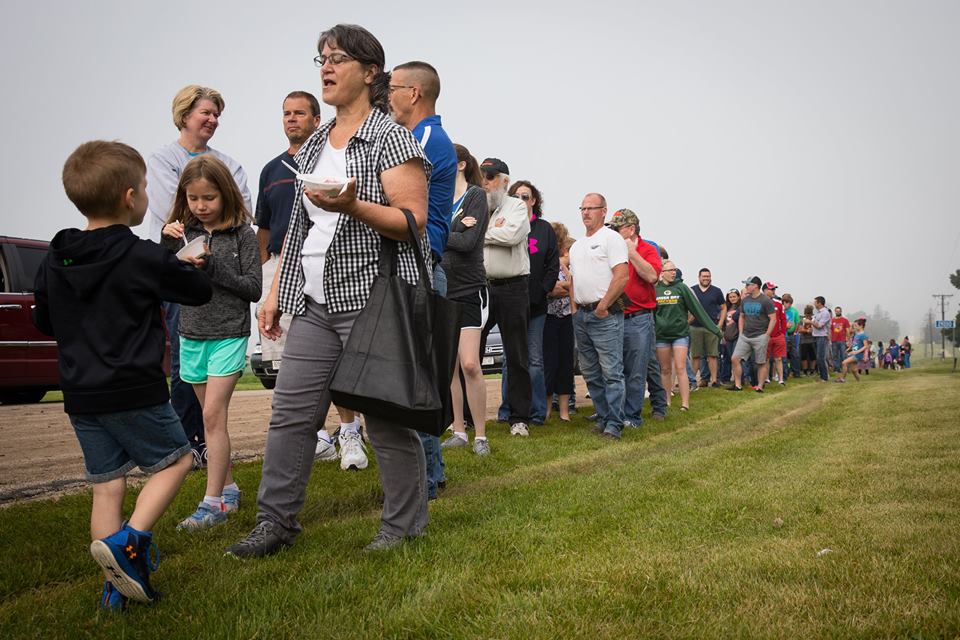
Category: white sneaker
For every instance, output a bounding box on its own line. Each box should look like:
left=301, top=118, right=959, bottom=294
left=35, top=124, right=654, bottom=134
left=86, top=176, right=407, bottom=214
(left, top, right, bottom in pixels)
left=339, top=431, right=368, bottom=471
left=510, top=422, right=529, bottom=437
left=315, top=436, right=338, bottom=461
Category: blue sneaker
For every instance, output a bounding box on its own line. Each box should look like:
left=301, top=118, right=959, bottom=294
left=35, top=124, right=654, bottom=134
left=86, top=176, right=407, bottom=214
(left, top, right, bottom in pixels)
left=99, top=580, right=127, bottom=611
left=222, top=487, right=241, bottom=513
left=89, top=526, right=159, bottom=603
left=176, top=501, right=228, bottom=531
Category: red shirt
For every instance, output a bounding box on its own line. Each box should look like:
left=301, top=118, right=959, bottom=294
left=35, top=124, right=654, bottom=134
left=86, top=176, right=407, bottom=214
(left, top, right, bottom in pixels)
left=624, top=236, right=662, bottom=312
left=830, top=316, right=850, bottom=343
left=770, top=298, right=787, bottom=338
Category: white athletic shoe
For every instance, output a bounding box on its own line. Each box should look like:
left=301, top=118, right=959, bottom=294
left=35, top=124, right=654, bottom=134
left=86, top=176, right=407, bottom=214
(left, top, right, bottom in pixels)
left=509, top=422, right=529, bottom=437
left=339, top=431, right=369, bottom=471
left=314, top=436, right=338, bottom=461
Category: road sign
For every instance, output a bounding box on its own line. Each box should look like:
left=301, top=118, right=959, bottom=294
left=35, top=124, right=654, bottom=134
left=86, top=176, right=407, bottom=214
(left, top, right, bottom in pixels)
left=936, top=320, right=955, bottom=329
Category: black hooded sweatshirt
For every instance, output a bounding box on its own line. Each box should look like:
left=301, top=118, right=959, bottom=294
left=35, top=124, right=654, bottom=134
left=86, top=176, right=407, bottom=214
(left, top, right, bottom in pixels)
left=32, top=225, right=212, bottom=414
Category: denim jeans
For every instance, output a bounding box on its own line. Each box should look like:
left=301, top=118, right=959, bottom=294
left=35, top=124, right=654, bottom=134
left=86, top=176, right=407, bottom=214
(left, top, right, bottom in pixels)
left=831, top=341, right=845, bottom=372
left=815, top=336, right=829, bottom=380
left=573, top=310, right=625, bottom=436
left=418, top=431, right=445, bottom=499
left=646, top=353, right=668, bottom=417
left=432, top=263, right=447, bottom=297
left=719, top=341, right=732, bottom=383
left=163, top=301, right=204, bottom=447
left=499, top=313, right=546, bottom=423
left=622, top=311, right=656, bottom=425
left=787, top=334, right=802, bottom=379
left=420, top=261, right=447, bottom=497
left=685, top=353, right=697, bottom=388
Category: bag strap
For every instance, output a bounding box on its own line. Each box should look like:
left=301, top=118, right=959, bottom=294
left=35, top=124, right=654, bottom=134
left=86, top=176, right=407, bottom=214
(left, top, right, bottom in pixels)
left=377, top=210, right=429, bottom=282
left=400, top=209, right=431, bottom=285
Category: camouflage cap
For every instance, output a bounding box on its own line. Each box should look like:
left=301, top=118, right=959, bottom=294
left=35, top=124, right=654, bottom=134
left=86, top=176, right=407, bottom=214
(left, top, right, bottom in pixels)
left=606, top=208, right=639, bottom=229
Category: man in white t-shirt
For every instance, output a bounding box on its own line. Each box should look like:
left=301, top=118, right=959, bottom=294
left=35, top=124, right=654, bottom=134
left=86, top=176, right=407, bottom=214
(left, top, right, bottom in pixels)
left=568, top=193, right=629, bottom=440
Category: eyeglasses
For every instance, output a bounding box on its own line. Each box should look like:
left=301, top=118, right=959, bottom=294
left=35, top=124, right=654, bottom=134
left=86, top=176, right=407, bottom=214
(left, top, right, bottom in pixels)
left=388, top=84, right=415, bottom=94
left=662, top=268, right=677, bottom=273
left=314, top=53, right=354, bottom=67
left=579, top=206, right=604, bottom=212
left=516, top=193, right=531, bottom=201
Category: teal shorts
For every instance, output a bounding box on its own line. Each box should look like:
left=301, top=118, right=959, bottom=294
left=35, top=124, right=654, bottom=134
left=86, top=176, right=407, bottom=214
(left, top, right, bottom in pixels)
left=180, top=336, right=248, bottom=384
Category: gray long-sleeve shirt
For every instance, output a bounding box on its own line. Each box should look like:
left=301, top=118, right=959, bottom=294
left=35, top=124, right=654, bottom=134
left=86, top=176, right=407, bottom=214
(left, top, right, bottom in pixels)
left=161, top=223, right=261, bottom=339
left=146, top=142, right=252, bottom=242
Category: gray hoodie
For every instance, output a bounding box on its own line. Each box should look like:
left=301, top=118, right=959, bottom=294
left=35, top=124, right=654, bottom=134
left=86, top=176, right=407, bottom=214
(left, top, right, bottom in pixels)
left=162, top=223, right=261, bottom=339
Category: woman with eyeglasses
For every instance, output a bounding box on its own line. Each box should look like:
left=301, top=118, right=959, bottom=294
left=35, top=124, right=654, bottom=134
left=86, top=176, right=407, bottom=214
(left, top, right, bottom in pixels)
left=144, top=85, right=253, bottom=470
left=229, top=24, right=432, bottom=558
left=440, top=144, right=491, bottom=455
left=498, top=180, right=559, bottom=425
left=654, top=261, right=722, bottom=412
left=719, top=289, right=741, bottom=384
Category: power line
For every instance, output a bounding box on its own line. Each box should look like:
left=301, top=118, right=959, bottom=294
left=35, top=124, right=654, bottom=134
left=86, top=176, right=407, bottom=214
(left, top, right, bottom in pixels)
left=933, top=294, right=954, bottom=359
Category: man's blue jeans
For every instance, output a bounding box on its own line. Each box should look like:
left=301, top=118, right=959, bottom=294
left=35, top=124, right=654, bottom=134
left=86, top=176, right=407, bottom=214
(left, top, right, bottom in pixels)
left=815, top=336, right=830, bottom=380
left=419, top=261, right=447, bottom=499
left=573, top=310, right=625, bottom=436
left=831, top=341, right=845, bottom=372
left=163, top=302, right=204, bottom=446
left=498, top=313, right=547, bottom=424
left=622, top=311, right=655, bottom=425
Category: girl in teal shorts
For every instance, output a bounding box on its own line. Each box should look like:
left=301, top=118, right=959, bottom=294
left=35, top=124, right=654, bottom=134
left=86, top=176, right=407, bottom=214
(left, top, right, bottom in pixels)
left=161, top=156, right=262, bottom=530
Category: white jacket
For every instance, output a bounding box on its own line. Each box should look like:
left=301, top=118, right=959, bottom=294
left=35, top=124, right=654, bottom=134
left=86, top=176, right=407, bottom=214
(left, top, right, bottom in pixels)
left=483, top=196, right=530, bottom=279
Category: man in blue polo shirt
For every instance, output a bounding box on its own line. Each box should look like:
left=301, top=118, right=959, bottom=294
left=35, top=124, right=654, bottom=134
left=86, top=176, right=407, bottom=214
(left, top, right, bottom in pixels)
left=389, top=60, right=457, bottom=498
left=388, top=61, right=457, bottom=296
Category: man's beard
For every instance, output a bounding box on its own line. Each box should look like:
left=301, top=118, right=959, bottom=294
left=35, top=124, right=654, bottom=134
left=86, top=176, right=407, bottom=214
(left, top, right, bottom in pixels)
left=486, top=184, right=506, bottom=212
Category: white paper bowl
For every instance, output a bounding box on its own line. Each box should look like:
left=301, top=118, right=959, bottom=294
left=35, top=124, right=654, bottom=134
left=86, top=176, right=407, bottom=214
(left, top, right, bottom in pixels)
left=176, top=236, right=207, bottom=260
left=298, top=174, right=349, bottom=195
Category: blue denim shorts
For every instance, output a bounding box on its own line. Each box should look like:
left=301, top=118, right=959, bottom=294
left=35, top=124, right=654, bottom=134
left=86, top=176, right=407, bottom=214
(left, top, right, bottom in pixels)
left=656, top=335, right=690, bottom=349
left=69, top=402, right=191, bottom=483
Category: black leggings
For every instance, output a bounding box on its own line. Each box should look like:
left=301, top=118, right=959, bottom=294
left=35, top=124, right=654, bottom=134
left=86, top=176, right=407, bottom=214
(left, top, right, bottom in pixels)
left=544, top=314, right=575, bottom=395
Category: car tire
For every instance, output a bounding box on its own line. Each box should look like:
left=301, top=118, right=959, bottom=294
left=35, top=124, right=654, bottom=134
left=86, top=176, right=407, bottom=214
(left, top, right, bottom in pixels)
left=259, top=378, right=276, bottom=390
left=0, top=389, right=47, bottom=404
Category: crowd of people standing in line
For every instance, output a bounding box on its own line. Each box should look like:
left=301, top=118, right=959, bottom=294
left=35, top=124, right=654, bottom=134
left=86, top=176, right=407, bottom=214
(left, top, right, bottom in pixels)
left=30, top=22, right=916, bottom=614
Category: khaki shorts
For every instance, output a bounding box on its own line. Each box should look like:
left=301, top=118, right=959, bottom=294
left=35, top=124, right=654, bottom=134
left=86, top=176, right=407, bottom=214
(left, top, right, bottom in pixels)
left=733, top=334, right=769, bottom=364
left=690, top=326, right=720, bottom=358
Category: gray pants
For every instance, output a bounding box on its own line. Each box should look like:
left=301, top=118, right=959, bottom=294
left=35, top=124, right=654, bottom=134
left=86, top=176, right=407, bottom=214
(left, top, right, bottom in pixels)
left=255, top=298, right=428, bottom=541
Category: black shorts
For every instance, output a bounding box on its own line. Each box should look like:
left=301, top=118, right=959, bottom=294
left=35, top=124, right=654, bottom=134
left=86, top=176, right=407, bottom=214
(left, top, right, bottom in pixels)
left=451, top=289, right=487, bottom=330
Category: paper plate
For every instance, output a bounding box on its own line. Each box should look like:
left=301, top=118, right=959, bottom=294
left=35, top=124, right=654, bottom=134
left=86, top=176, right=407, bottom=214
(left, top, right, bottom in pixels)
left=299, top=174, right=349, bottom=195
left=176, top=235, right=207, bottom=260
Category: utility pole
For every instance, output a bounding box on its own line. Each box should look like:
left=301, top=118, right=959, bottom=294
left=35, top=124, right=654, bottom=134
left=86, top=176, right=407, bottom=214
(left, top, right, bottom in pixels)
left=926, top=309, right=935, bottom=358
left=933, top=294, right=954, bottom=359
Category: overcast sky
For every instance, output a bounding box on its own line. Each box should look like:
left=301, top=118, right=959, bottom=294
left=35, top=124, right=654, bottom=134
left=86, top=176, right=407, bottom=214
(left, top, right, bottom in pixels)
left=2, top=0, right=958, bottom=336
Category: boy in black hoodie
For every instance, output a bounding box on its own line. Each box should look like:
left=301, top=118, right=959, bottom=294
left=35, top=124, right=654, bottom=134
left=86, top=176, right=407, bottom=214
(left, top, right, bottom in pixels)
left=32, top=141, right=212, bottom=610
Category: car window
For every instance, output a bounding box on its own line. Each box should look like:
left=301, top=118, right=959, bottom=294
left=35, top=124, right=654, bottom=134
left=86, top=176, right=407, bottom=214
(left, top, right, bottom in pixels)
left=17, top=246, right=48, bottom=292
left=0, top=251, right=8, bottom=293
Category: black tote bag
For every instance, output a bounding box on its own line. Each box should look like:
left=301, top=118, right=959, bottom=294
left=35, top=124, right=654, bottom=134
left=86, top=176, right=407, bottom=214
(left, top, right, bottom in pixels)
left=329, top=210, right=462, bottom=437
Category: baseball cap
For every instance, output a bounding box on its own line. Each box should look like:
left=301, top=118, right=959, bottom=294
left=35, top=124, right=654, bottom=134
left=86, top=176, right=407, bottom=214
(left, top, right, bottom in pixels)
left=763, top=281, right=778, bottom=290
left=479, top=158, right=509, bottom=176
left=742, top=276, right=762, bottom=287
left=606, top=208, right=639, bottom=229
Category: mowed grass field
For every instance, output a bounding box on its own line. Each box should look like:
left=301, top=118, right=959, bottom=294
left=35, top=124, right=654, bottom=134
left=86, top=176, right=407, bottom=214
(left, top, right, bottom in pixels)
left=3, top=362, right=959, bottom=639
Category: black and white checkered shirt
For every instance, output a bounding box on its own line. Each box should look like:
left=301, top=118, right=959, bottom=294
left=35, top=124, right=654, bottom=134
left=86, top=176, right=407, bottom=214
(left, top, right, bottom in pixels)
left=277, top=108, right=433, bottom=315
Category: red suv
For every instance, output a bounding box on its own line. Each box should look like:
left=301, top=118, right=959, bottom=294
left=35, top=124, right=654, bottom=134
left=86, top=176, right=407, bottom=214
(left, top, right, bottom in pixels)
left=0, top=236, right=58, bottom=403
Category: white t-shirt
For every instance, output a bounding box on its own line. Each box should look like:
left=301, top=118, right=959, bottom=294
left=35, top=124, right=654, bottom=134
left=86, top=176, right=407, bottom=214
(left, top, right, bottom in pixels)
left=301, top=142, right=347, bottom=304
left=569, top=226, right=628, bottom=305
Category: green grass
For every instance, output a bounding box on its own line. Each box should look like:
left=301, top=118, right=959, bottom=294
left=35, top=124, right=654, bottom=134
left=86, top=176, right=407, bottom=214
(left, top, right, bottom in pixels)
left=4, top=364, right=959, bottom=638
